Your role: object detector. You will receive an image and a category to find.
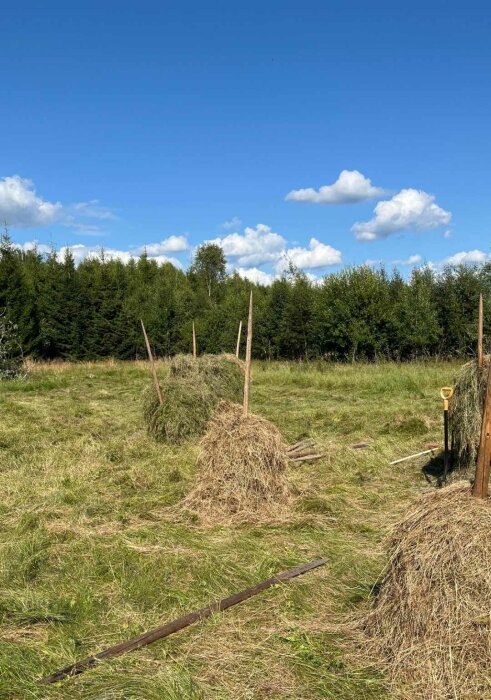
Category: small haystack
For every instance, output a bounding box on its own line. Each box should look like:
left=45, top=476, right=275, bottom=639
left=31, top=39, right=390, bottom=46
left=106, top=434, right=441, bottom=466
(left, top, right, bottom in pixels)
left=169, top=353, right=244, bottom=402
left=363, top=482, right=491, bottom=700
left=143, top=376, right=214, bottom=444
left=184, top=400, right=291, bottom=523
left=143, top=353, right=244, bottom=444
left=449, top=355, right=490, bottom=471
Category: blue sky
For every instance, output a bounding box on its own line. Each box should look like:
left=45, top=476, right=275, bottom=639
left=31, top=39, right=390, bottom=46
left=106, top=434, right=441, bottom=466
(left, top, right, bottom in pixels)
left=1, top=1, right=490, bottom=283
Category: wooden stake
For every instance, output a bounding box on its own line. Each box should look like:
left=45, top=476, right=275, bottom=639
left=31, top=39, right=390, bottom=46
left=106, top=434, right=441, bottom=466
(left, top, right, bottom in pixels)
left=478, top=293, right=483, bottom=370
left=235, top=320, right=242, bottom=359
left=40, top=558, right=327, bottom=685
left=192, top=322, right=197, bottom=359
left=243, top=292, right=253, bottom=416
left=140, top=320, right=163, bottom=405
left=473, top=357, right=491, bottom=498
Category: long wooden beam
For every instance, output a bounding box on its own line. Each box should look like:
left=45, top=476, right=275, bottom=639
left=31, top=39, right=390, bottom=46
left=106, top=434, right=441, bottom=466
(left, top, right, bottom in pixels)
left=40, top=558, right=327, bottom=685
left=473, top=357, right=491, bottom=498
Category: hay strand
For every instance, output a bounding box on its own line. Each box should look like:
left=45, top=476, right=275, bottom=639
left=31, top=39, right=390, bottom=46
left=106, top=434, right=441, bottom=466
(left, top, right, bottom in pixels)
left=478, top=293, right=483, bottom=369
left=140, top=320, right=163, bottom=405
left=184, top=401, right=291, bottom=523
left=243, top=291, right=253, bottom=416
left=363, top=483, right=491, bottom=700
left=236, top=320, right=242, bottom=359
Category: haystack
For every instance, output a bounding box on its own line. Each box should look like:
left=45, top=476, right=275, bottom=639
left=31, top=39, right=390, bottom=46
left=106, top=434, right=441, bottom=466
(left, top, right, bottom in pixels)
left=184, top=401, right=291, bottom=523
left=363, top=482, right=491, bottom=700
left=169, top=353, right=244, bottom=402
left=143, top=354, right=244, bottom=444
left=143, top=376, right=215, bottom=444
left=449, top=355, right=490, bottom=471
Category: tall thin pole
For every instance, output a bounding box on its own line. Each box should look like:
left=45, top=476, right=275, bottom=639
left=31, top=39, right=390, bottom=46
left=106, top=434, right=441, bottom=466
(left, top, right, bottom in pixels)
left=140, top=320, right=163, bottom=405
left=243, top=292, right=253, bottom=416
left=192, top=322, right=197, bottom=359
left=478, top=293, right=483, bottom=370
left=235, top=320, right=242, bottom=359
left=473, top=358, right=491, bottom=498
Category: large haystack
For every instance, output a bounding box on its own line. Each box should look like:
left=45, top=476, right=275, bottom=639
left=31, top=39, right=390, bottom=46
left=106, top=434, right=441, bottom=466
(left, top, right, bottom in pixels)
left=184, top=401, right=291, bottom=523
left=143, top=354, right=244, bottom=444
left=449, top=355, right=489, bottom=471
left=363, top=482, right=491, bottom=700
left=143, top=376, right=215, bottom=444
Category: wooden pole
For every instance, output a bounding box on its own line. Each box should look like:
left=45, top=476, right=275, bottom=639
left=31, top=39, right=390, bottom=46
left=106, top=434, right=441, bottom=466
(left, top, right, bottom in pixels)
left=235, top=320, right=242, bottom=358
left=40, top=558, right=327, bottom=685
left=243, top=291, right=253, bottom=416
left=140, top=320, right=163, bottom=405
left=473, top=357, right=491, bottom=498
left=478, top=293, right=483, bottom=370
left=192, top=322, right=197, bottom=359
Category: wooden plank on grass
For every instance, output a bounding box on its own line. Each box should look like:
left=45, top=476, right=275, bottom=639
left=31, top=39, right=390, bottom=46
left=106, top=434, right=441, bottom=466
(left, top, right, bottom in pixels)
left=141, top=320, right=163, bottom=405
left=40, top=558, right=328, bottom=685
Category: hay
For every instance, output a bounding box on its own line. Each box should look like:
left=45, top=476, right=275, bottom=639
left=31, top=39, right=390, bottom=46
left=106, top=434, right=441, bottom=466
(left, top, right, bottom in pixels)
left=184, top=401, right=291, bottom=523
left=169, top=353, right=244, bottom=402
left=363, top=482, right=491, bottom=700
left=449, top=355, right=490, bottom=472
left=143, top=354, right=244, bottom=444
left=143, top=376, right=215, bottom=444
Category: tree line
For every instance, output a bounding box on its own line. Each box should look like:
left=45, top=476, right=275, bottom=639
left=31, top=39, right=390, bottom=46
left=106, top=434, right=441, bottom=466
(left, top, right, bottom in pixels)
left=1, top=233, right=490, bottom=362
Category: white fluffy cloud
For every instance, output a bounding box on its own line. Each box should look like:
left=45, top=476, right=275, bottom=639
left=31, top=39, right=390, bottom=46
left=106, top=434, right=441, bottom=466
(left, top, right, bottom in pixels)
left=235, top=267, right=276, bottom=285
left=0, top=175, right=62, bottom=228
left=139, top=235, right=189, bottom=255
left=276, top=238, right=342, bottom=272
left=392, top=254, right=422, bottom=266
left=353, top=189, right=451, bottom=241
left=209, top=224, right=286, bottom=267
left=443, top=250, right=488, bottom=266
left=222, top=216, right=242, bottom=230
left=286, top=170, right=385, bottom=205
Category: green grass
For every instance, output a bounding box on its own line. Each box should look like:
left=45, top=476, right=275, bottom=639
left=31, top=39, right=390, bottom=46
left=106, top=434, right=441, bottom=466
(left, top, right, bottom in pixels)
left=0, top=359, right=457, bottom=699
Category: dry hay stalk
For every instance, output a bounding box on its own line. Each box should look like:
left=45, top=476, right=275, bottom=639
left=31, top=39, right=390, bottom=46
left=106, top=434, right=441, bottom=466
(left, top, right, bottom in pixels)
left=183, top=401, right=291, bottom=524
left=363, top=482, right=491, bottom=700
left=449, top=355, right=490, bottom=472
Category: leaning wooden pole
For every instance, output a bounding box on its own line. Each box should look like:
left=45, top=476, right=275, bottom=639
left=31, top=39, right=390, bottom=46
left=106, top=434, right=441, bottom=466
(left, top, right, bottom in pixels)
left=472, top=356, right=491, bottom=498
left=192, top=322, right=197, bottom=359
left=235, top=320, right=242, bottom=358
left=40, top=558, right=327, bottom=685
left=140, top=320, right=163, bottom=406
left=478, top=293, right=483, bottom=370
left=243, top=292, right=253, bottom=416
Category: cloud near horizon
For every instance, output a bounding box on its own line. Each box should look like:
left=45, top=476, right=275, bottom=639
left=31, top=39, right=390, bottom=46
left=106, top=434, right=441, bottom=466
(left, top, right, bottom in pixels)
left=353, top=189, right=451, bottom=241
left=286, top=170, right=385, bottom=204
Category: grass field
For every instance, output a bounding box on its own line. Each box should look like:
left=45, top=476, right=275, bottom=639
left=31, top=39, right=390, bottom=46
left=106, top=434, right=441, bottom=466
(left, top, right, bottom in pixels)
left=0, top=359, right=459, bottom=699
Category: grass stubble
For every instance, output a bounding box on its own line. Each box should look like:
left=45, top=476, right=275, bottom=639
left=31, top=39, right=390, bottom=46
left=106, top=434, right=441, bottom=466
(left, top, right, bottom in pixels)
left=0, top=359, right=455, bottom=699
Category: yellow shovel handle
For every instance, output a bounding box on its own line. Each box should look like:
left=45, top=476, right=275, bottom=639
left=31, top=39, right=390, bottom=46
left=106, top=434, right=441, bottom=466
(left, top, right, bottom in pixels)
left=440, top=386, right=454, bottom=411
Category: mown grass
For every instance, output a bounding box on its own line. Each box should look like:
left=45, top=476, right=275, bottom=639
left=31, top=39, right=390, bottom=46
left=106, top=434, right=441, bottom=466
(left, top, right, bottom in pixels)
left=0, top=359, right=457, bottom=699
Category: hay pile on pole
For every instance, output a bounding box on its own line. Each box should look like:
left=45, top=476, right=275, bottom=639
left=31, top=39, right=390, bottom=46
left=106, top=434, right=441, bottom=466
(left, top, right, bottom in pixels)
left=183, top=291, right=292, bottom=523
left=141, top=316, right=244, bottom=443
left=448, top=355, right=490, bottom=472
left=362, top=483, right=491, bottom=700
